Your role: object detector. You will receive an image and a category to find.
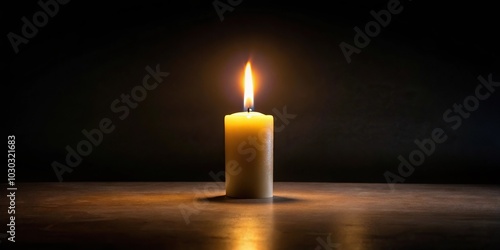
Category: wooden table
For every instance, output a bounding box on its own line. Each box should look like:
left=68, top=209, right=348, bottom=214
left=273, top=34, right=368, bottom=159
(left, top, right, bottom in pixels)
left=2, top=182, right=500, bottom=249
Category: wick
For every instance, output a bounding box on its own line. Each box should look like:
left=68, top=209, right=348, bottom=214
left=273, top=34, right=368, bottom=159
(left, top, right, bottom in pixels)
left=247, top=108, right=252, bottom=113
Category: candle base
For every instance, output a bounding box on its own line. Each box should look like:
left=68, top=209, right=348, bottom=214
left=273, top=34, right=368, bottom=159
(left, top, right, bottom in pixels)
left=225, top=183, right=273, bottom=199
left=225, top=194, right=273, bottom=199
left=225, top=195, right=273, bottom=200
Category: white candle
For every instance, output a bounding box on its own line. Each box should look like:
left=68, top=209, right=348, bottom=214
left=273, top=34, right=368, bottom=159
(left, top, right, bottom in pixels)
left=224, top=62, right=274, bottom=198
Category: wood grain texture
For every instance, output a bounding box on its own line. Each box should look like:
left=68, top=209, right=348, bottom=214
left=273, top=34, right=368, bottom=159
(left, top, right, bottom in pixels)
left=3, top=182, right=500, bottom=249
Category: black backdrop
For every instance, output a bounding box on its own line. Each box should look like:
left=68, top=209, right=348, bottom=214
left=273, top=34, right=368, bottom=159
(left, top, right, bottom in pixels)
left=4, top=0, right=499, bottom=183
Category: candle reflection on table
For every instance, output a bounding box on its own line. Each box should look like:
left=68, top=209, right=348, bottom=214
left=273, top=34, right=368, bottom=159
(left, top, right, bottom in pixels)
left=222, top=204, right=274, bottom=250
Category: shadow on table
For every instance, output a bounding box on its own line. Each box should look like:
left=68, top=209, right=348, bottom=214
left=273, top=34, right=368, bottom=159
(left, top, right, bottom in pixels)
left=200, top=195, right=301, bottom=204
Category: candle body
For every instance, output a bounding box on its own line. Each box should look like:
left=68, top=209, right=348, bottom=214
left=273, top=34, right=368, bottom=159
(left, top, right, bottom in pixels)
left=224, top=112, right=273, bottom=198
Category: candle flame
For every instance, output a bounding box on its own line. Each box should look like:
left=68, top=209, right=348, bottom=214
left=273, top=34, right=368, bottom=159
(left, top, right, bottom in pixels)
left=244, top=62, right=254, bottom=111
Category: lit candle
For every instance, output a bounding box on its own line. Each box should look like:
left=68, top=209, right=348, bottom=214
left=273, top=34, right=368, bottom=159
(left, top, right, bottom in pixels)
left=225, top=62, right=274, bottom=198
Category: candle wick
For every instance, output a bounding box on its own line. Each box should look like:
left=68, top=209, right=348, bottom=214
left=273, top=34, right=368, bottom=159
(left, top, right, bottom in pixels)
left=247, top=108, right=252, bottom=113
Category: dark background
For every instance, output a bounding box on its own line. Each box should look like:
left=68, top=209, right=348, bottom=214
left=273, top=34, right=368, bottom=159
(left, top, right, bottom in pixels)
left=4, top=0, right=499, bottom=183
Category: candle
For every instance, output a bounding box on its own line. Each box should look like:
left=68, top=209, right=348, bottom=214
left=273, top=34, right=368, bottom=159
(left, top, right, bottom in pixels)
left=225, top=62, right=274, bottom=198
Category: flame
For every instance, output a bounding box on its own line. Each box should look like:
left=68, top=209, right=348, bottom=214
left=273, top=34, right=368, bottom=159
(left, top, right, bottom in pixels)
left=244, top=62, right=254, bottom=111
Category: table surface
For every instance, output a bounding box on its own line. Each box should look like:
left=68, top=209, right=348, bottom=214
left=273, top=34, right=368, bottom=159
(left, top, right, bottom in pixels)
left=2, top=182, right=500, bottom=249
